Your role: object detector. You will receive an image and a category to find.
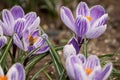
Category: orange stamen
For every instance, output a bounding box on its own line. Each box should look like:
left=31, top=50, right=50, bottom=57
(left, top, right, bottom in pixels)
left=0, top=75, right=8, bottom=80
left=86, top=16, right=92, bottom=21
left=85, top=68, right=92, bottom=75
left=27, top=35, right=38, bottom=45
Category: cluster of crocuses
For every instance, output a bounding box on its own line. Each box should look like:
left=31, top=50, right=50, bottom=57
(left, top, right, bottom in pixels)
left=61, top=2, right=112, bottom=80
left=0, top=5, right=49, bottom=80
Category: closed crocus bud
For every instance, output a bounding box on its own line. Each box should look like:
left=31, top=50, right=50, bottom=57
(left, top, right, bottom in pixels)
left=63, top=44, right=76, bottom=60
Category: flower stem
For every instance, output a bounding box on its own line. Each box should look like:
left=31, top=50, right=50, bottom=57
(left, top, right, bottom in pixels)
left=84, top=36, right=88, bottom=58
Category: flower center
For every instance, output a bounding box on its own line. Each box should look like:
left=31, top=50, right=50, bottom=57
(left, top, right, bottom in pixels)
left=28, top=35, right=38, bottom=45
left=85, top=68, right=92, bottom=75
left=0, top=76, right=8, bottom=80
left=86, top=16, right=92, bottom=21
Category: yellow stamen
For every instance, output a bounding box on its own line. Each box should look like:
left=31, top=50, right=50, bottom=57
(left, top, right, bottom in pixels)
left=85, top=68, right=92, bottom=75
left=86, top=16, right=92, bottom=21
left=27, top=35, right=38, bottom=45
left=0, top=76, right=8, bottom=80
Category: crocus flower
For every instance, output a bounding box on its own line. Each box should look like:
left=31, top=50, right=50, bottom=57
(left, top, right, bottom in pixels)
left=0, top=5, right=40, bottom=37
left=0, top=63, right=25, bottom=80
left=60, top=1, right=108, bottom=39
left=66, top=54, right=112, bottom=80
left=0, top=26, right=7, bottom=48
left=13, top=29, right=49, bottom=54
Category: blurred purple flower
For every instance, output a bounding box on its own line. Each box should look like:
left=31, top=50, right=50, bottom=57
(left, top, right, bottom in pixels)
left=0, top=5, right=40, bottom=37
left=13, top=29, right=49, bottom=54
left=60, top=1, right=108, bottom=39
left=0, top=63, right=25, bottom=80
left=66, top=54, right=112, bottom=80
left=0, top=26, right=7, bottom=48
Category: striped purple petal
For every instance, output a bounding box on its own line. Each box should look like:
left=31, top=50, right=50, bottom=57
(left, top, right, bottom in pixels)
left=2, top=9, right=14, bottom=35
left=11, top=5, right=24, bottom=20
left=76, top=2, right=89, bottom=17
left=27, top=17, right=40, bottom=31
left=90, top=5, right=105, bottom=23
left=60, top=6, right=75, bottom=32
left=0, top=36, right=7, bottom=48
left=86, top=25, right=107, bottom=38
left=92, top=14, right=108, bottom=28
left=99, top=63, right=112, bottom=80
left=36, top=45, right=49, bottom=54
left=0, top=20, right=10, bottom=35
left=14, top=18, right=25, bottom=37
left=7, top=63, right=25, bottom=80
left=31, top=29, right=40, bottom=38
left=13, top=34, right=24, bottom=50
left=74, top=64, right=87, bottom=80
left=75, top=15, right=89, bottom=37
left=68, top=37, right=79, bottom=54
left=66, top=55, right=82, bottom=80
left=24, top=12, right=37, bottom=27
left=85, top=55, right=100, bottom=70
left=63, top=44, right=76, bottom=60
left=77, top=54, right=86, bottom=64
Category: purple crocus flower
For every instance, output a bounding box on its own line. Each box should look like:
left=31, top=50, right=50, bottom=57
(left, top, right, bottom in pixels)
left=0, top=26, right=7, bottom=48
left=13, top=29, right=49, bottom=54
left=0, top=5, right=40, bottom=37
left=0, top=63, right=25, bottom=80
left=60, top=1, right=108, bottom=39
left=66, top=54, right=112, bottom=80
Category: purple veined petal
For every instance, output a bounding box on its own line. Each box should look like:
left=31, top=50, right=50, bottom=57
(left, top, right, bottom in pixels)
left=74, top=64, right=88, bottom=80
left=7, top=63, right=25, bottom=80
left=76, top=2, right=89, bottom=17
left=60, top=6, right=75, bottom=32
left=86, top=25, right=107, bottom=39
left=0, top=36, right=7, bottom=48
left=2, top=10, right=14, bottom=36
left=31, top=29, right=40, bottom=38
left=89, top=65, right=101, bottom=80
left=11, top=5, right=24, bottom=20
left=0, top=20, right=10, bottom=35
left=24, top=12, right=37, bottom=27
left=99, top=63, right=112, bottom=80
left=85, top=55, right=100, bottom=70
left=2, top=9, right=14, bottom=28
left=0, top=66, right=4, bottom=75
left=66, top=55, right=82, bottom=80
left=92, top=14, right=108, bottom=28
left=27, top=17, right=40, bottom=31
left=77, top=54, right=86, bottom=64
left=75, top=15, right=89, bottom=37
left=68, top=37, right=79, bottom=54
left=22, top=30, right=29, bottom=51
left=35, top=45, right=49, bottom=54
left=14, top=18, right=25, bottom=37
left=63, top=44, right=76, bottom=60
left=90, top=5, right=105, bottom=23
left=13, top=34, right=24, bottom=50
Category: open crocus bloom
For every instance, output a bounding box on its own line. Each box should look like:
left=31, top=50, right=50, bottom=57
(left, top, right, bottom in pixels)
left=0, top=5, right=40, bottom=37
left=60, top=1, right=108, bottom=39
left=13, top=29, right=49, bottom=54
left=66, top=54, right=112, bottom=80
left=0, top=63, right=25, bottom=80
left=0, top=26, right=7, bottom=48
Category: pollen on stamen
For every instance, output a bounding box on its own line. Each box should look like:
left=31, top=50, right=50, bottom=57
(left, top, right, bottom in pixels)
left=0, top=75, right=8, bottom=80
left=86, top=16, right=92, bottom=21
left=27, top=35, right=38, bottom=45
left=85, top=68, right=92, bottom=75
